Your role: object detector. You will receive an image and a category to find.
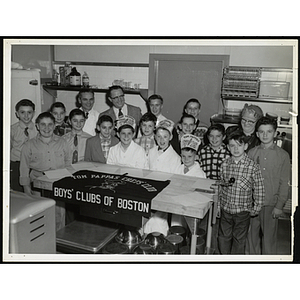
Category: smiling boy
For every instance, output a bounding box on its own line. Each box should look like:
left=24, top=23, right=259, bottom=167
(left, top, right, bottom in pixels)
left=10, top=99, right=37, bottom=191
left=247, top=117, right=290, bottom=254
left=134, top=112, right=157, bottom=156
left=148, top=119, right=181, bottom=173
left=63, top=109, right=91, bottom=163
left=50, top=102, right=72, bottom=136
left=19, top=112, right=71, bottom=230
left=20, top=112, right=71, bottom=195
left=175, top=134, right=206, bottom=178
left=199, top=124, right=231, bottom=180
left=84, top=115, right=119, bottom=163
left=107, top=115, right=147, bottom=169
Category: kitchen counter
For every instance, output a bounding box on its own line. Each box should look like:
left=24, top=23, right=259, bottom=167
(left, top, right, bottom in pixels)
left=33, top=162, right=218, bottom=255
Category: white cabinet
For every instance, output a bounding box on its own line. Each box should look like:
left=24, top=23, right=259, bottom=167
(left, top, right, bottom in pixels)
left=11, top=69, right=42, bottom=125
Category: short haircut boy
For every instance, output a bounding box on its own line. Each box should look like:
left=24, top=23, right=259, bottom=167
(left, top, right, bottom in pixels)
left=147, top=94, right=163, bottom=104
left=118, top=124, right=135, bottom=133
left=139, top=112, right=157, bottom=125
left=15, top=99, right=35, bottom=111
left=183, top=98, right=201, bottom=112
left=11, top=99, right=37, bottom=192
left=179, top=113, right=196, bottom=124
left=206, top=123, right=226, bottom=137
left=199, top=123, right=230, bottom=180
left=256, top=116, right=278, bottom=131
left=246, top=115, right=290, bottom=255
left=68, top=108, right=86, bottom=120
left=97, top=114, right=114, bottom=127
left=49, top=101, right=66, bottom=113
left=226, top=131, right=247, bottom=145
left=36, top=111, right=55, bottom=124
left=218, top=130, right=265, bottom=254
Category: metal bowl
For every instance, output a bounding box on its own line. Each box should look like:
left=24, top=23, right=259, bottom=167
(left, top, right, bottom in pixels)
left=144, top=232, right=167, bottom=250
left=115, top=227, right=143, bottom=250
left=132, top=243, right=155, bottom=255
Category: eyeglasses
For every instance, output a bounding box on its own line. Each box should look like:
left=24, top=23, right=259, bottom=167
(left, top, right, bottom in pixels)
left=111, top=95, right=125, bottom=100
left=241, top=118, right=256, bottom=125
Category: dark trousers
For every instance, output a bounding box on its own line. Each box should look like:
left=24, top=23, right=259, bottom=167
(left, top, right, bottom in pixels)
left=10, top=161, right=23, bottom=192
left=218, top=209, right=250, bottom=254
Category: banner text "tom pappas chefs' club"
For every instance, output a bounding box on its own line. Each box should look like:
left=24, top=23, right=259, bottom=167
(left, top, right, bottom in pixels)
left=52, top=173, right=162, bottom=214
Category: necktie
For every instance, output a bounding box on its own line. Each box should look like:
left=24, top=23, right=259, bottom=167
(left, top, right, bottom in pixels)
left=24, top=127, right=29, bottom=137
left=85, top=112, right=89, bottom=119
left=72, top=134, right=78, bottom=164
left=184, top=166, right=189, bottom=174
left=118, top=109, right=123, bottom=118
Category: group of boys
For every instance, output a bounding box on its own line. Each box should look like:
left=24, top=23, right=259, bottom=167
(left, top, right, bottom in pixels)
left=10, top=85, right=290, bottom=255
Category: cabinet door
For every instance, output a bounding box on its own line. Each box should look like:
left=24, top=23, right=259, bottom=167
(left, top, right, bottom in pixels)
left=148, top=54, right=229, bottom=125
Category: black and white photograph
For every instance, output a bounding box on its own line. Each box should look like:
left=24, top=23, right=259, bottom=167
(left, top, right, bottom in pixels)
left=2, top=38, right=298, bottom=265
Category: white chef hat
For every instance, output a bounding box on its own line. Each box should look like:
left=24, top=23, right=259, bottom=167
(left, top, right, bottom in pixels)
left=180, top=134, right=201, bottom=151
left=116, top=115, right=136, bottom=131
left=156, top=119, right=174, bottom=135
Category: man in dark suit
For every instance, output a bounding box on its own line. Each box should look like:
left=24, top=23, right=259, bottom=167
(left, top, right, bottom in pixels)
left=99, top=85, right=142, bottom=137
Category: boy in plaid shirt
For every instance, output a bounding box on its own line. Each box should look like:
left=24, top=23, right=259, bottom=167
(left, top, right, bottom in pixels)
left=199, top=124, right=231, bottom=180
left=218, top=132, right=265, bottom=254
left=50, top=102, right=72, bottom=136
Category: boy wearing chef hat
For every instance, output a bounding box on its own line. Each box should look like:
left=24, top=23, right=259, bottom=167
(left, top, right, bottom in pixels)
left=175, top=134, right=206, bottom=178
left=148, top=119, right=181, bottom=174
left=107, top=115, right=148, bottom=169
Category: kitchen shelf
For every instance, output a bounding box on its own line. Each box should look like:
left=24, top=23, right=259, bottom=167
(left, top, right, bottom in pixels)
left=43, top=85, right=148, bottom=101
left=222, top=96, right=293, bottom=104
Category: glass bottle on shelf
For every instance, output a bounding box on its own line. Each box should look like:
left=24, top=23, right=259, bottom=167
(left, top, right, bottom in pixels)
left=69, top=67, right=81, bottom=86
left=82, top=72, right=89, bottom=87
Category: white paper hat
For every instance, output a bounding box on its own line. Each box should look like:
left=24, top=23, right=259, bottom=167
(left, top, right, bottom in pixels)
left=156, top=119, right=174, bottom=135
left=116, top=115, right=136, bottom=130
left=180, top=134, right=201, bottom=151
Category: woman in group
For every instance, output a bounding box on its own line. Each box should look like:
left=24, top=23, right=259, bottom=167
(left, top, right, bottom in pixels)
left=226, top=104, right=264, bottom=152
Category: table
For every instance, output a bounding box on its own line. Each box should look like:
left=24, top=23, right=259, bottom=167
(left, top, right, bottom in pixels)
left=33, top=162, right=218, bottom=254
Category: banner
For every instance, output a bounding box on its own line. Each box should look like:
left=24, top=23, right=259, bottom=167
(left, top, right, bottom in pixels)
left=52, top=170, right=170, bottom=227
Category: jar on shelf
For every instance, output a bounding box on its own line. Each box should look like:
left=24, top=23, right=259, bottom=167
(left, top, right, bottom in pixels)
left=64, top=62, right=72, bottom=86
left=69, top=67, right=81, bottom=86
left=82, top=72, right=89, bottom=87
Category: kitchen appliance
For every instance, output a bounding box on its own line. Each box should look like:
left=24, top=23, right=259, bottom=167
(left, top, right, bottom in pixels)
left=11, top=69, right=42, bottom=125
left=259, top=81, right=290, bottom=99
left=9, top=191, right=56, bottom=254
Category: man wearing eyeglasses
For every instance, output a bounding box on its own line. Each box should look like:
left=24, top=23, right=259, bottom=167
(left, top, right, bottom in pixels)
left=99, top=85, right=142, bottom=137
left=226, top=104, right=264, bottom=152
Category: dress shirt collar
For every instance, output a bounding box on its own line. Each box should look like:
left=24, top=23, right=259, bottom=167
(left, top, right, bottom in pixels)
left=18, top=120, right=35, bottom=130
left=99, top=134, right=111, bottom=142
left=36, top=133, right=59, bottom=144
left=158, top=144, right=169, bottom=152
left=113, top=104, right=127, bottom=118
left=229, top=152, right=248, bottom=165
left=258, top=141, right=276, bottom=150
